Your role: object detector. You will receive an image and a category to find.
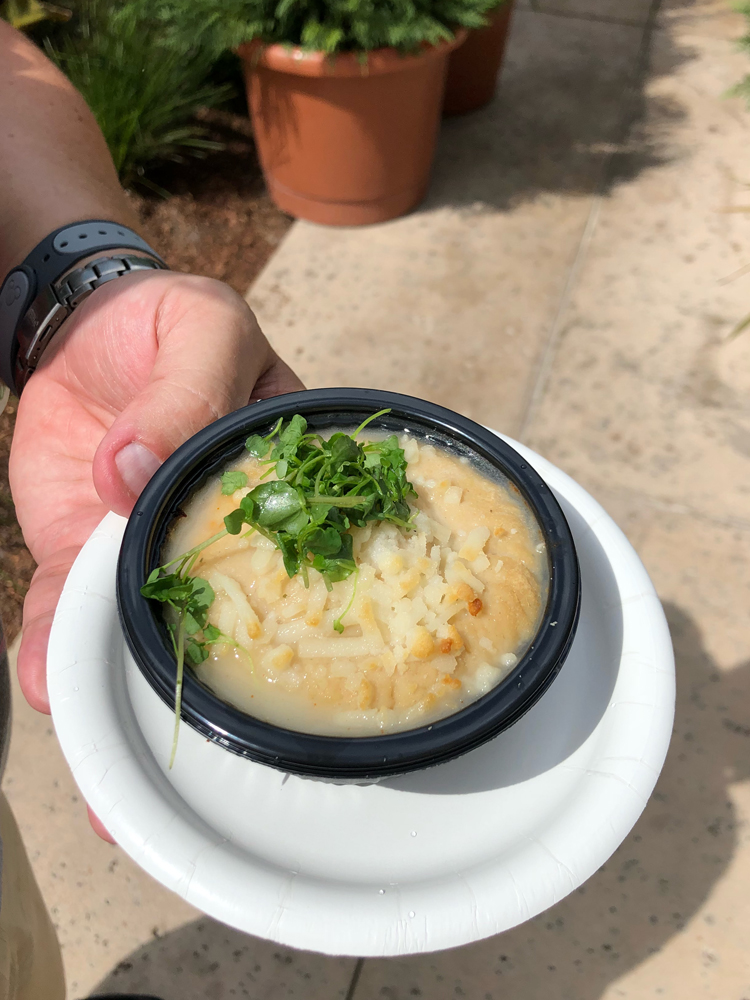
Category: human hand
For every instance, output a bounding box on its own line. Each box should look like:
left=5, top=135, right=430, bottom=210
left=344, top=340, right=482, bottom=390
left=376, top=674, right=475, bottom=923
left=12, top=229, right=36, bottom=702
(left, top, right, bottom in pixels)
left=10, top=269, right=303, bottom=715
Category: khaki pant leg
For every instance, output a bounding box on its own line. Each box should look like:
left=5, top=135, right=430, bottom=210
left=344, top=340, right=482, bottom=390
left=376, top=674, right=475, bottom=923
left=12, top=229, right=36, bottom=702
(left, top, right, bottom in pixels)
left=0, top=793, right=65, bottom=1000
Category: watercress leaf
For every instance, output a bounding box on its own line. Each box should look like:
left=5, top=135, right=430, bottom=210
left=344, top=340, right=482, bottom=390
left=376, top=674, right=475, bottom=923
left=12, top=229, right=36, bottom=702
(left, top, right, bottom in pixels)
left=141, top=572, right=188, bottom=602
left=379, top=434, right=401, bottom=455
left=202, top=624, right=222, bottom=643
left=379, top=498, right=411, bottom=524
left=249, top=481, right=303, bottom=528
left=221, top=470, right=248, bottom=495
left=310, top=503, right=331, bottom=525
left=329, top=433, right=360, bottom=469
left=279, top=414, right=307, bottom=454
left=245, top=434, right=270, bottom=458
left=324, top=507, right=347, bottom=528
left=184, top=610, right=203, bottom=636
left=188, top=577, right=215, bottom=611
left=310, top=532, right=356, bottom=585
left=224, top=508, right=246, bottom=535
left=319, top=555, right=356, bottom=584
left=275, top=458, right=289, bottom=479
left=277, top=532, right=301, bottom=578
left=311, top=553, right=327, bottom=572
left=305, top=526, right=343, bottom=556
left=338, top=532, right=354, bottom=562
left=275, top=508, right=310, bottom=537
left=140, top=577, right=170, bottom=601
left=239, top=494, right=257, bottom=520
left=185, top=638, right=209, bottom=666
left=166, top=585, right=193, bottom=606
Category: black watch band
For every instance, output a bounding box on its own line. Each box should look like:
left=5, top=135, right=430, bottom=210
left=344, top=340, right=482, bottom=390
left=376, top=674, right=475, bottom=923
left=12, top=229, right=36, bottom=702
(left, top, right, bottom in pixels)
left=0, top=220, right=169, bottom=396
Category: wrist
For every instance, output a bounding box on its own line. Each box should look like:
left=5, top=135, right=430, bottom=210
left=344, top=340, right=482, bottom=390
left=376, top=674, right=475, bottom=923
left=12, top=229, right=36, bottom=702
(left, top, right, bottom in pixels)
left=0, top=23, right=138, bottom=278
left=0, top=219, right=168, bottom=396
left=0, top=199, right=140, bottom=282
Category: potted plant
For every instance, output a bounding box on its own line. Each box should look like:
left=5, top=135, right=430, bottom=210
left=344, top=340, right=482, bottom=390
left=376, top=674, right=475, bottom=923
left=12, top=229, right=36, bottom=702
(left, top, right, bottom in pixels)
left=223, top=0, right=497, bottom=226
left=443, top=0, right=514, bottom=116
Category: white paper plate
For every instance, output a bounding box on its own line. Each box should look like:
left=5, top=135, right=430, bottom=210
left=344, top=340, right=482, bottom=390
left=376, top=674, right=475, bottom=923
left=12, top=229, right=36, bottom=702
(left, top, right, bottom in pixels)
left=48, top=437, right=674, bottom=956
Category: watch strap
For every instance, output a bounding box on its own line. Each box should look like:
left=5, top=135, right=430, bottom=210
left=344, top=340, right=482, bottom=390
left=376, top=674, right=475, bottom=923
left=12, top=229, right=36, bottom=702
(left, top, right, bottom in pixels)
left=13, top=252, right=165, bottom=394
left=22, top=220, right=164, bottom=292
left=0, top=220, right=167, bottom=395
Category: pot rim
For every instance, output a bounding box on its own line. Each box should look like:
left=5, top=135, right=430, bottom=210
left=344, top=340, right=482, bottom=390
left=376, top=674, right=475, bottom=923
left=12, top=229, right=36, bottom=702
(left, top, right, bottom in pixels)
left=236, top=30, right=467, bottom=78
left=117, top=389, right=581, bottom=780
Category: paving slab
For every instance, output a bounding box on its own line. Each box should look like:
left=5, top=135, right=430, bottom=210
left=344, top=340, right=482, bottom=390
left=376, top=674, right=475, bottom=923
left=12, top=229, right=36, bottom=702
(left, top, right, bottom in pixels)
left=353, top=504, right=750, bottom=1000
left=523, top=13, right=750, bottom=525
left=250, top=8, right=645, bottom=438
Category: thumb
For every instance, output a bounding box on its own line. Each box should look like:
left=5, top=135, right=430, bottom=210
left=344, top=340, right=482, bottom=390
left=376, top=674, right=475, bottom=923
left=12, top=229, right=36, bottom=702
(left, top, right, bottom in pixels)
left=92, top=277, right=297, bottom=515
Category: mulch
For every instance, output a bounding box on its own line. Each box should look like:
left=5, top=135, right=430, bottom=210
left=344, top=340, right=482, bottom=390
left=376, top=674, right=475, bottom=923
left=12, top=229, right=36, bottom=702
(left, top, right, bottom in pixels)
left=131, top=110, right=292, bottom=295
left=0, top=110, right=291, bottom=640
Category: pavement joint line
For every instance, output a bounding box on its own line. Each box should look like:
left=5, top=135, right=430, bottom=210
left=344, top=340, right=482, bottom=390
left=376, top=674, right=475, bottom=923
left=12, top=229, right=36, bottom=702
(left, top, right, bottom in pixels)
left=517, top=194, right=602, bottom=443
left=518, top=0, right=664, bottom=443
left=345, top=957, right=365, bottom=1000
left=524, top=4, right=649, bottom=30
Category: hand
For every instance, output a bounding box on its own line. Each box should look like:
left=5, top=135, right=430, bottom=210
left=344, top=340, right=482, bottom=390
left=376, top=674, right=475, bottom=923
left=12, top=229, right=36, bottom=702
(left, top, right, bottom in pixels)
left=9, top=272, right=303, bottom=834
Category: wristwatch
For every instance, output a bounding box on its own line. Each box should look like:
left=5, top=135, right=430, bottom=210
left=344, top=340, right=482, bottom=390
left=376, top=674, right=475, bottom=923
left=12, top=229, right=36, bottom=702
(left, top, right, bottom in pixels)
left=0, top=220, right=169, bottom=399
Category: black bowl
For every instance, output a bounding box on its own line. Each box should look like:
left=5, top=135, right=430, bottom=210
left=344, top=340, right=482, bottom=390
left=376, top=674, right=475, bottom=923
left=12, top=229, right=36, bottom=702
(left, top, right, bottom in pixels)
left=117, top=389, right=580, bottom=780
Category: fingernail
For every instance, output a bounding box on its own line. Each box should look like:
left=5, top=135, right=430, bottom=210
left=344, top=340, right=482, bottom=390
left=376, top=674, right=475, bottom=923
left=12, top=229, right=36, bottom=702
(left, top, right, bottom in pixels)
left=115, top=442, right=162, bottom=496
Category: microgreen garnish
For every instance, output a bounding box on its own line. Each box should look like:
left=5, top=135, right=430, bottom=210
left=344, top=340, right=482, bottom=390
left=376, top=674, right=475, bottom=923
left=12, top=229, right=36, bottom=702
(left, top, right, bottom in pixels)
left=220, top=409, right=417, bottom=588
left=220, top=469, right=248, bottom=495
left=140, top=410, right=418, bottom=764
left=140, top=547, right=247, bottom=768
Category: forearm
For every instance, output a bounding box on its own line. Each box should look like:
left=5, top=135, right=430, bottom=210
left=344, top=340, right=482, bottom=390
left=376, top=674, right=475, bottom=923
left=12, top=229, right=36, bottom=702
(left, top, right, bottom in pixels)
left=0, top=20, right=138, bottom=276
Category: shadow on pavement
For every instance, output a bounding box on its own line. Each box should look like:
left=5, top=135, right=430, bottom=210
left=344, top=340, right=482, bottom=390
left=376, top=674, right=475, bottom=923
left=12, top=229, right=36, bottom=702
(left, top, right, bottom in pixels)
left=423, top=1, right=692, bottom=214
left=91, top=601, right=748, bottom=999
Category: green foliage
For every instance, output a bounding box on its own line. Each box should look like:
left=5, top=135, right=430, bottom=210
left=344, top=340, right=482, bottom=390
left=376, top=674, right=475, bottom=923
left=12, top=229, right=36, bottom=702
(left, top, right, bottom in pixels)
left=132, top=0, right=504, bottom=57
left=25, top=0, right=506, bottom=184
left=0, top=0, right=70, bottom=29
left=43, top=0, right=232, bottom=187
left=735, top=1, right=750, bottom=104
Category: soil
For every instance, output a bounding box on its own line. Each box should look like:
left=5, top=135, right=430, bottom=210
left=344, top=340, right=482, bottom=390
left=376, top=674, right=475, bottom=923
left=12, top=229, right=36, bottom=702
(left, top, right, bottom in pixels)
left=129, top=109, right=293, bottom=296
left=0, top=110, right=292, bottom=641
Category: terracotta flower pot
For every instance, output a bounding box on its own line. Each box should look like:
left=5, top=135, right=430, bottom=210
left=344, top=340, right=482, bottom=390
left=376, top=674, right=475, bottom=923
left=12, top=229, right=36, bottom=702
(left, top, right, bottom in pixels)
left=238, top=34, right=466, bottom=227
left=443, top=1, right=514, bottom=116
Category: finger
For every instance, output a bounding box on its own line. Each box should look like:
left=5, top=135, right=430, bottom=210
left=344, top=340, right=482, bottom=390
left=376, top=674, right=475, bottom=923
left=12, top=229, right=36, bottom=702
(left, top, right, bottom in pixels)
left=87, top=805, right=116, bottom=844
left=91, top=277, right=294, bottom=515
left=17, top=546, right=79, bottom=714
left=250, top=352, right=306, bottom=402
